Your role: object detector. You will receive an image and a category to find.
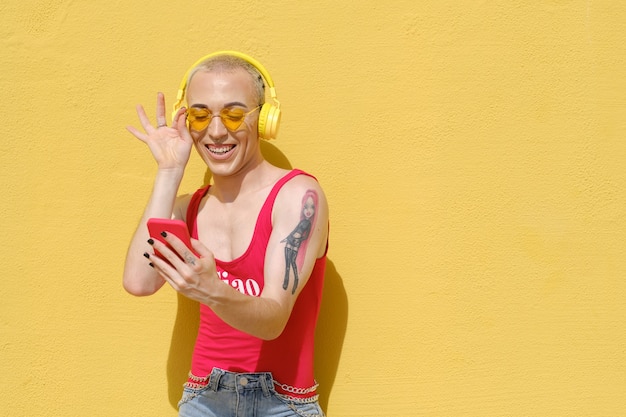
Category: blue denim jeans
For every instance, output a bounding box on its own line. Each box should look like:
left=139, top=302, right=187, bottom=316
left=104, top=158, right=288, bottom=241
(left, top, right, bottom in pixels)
left=178, top=368, right=325, bottom=417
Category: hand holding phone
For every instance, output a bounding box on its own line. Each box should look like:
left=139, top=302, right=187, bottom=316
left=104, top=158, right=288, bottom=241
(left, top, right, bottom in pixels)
left=147, top=218, right=198, bottom=259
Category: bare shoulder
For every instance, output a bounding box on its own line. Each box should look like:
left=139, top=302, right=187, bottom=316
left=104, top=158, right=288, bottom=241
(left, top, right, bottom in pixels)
left=275, top=172, right=328, bottom=213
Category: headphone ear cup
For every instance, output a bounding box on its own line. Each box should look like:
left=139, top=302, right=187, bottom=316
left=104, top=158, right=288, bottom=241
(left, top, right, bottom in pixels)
left=258, top=103, right=281, bottom=140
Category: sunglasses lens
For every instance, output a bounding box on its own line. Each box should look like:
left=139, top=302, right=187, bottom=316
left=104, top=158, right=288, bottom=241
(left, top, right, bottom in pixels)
left=220, top=108, right=245, bottom=131
left=187, top=108, right=211, bottom=131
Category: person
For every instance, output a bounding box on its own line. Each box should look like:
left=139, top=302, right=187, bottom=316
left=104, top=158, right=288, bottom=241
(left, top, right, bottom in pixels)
left=123, top=51, right=329, bottom=417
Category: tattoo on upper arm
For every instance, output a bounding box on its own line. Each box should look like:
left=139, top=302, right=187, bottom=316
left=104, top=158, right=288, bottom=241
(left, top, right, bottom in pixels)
left=281, top=189, right=318, bottom=294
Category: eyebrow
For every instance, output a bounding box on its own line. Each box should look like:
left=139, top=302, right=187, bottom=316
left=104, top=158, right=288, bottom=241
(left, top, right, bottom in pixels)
left=190, top=101, right=249, bottom=109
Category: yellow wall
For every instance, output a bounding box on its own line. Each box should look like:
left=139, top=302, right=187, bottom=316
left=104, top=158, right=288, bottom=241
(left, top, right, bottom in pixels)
left=2, top=1, right=625, bottom=416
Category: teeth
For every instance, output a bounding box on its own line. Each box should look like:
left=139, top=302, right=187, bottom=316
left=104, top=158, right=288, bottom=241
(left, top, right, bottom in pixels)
left=208, top=145, right=234, bottom=154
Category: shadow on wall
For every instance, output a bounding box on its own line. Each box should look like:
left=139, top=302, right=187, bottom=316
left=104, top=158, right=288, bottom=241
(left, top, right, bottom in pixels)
left=314, top=259, right=348, bottom=411
left=167, top=293, right=199, bottom=407
left=165, top=141, right=348, bottom=411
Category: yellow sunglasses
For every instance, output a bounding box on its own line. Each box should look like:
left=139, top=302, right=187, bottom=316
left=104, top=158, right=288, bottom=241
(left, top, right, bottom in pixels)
left=186, top=106, right=260, bottom=132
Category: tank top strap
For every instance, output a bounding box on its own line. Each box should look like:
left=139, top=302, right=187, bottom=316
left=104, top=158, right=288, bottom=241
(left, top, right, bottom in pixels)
left=186, top=185, right=210, bottom=239
left=258, top=169, right=312, bottom=219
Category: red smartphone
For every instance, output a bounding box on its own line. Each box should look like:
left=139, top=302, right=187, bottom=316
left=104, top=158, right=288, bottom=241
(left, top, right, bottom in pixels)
left=147, top=218, right=198, bottom=258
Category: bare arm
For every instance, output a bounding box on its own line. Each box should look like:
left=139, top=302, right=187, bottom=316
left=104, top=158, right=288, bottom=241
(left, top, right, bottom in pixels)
left=147, top=176, right=329, bottom=339
left=122, top=173, right=187, bottom=295
left=122, top=93, right=193, bottom=296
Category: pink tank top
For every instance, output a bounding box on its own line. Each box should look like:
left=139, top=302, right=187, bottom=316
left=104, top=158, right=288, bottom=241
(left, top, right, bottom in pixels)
left=185, top=169, right=327, bottom=396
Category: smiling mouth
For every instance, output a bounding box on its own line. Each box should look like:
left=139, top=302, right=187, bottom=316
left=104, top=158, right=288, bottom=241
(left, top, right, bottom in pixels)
left=207, top=144, right=235, bottom=155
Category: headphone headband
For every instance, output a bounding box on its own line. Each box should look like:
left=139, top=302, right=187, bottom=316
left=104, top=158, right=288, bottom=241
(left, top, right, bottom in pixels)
left=172, top=51, right=281, bottom=139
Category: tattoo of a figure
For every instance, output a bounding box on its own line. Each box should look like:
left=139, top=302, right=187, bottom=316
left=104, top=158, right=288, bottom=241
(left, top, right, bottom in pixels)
left=281, top=190, right=318, bottom=294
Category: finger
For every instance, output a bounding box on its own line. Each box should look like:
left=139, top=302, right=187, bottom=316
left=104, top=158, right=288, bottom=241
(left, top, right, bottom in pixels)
left=173, top=107, right=193, bottom=141
left=149, top=238, right=187, bottom=269
left=190, top=238, right=214, bottom=261
left=156, top=92, right=167, bottom=128
left=162, top=231, right=199, bottom=264
left=148, top=257, right=181, bottom=290
left=125, top=125, right=148, bottom=143
left=146, top=242, right=194, bottom=293
left=173, top=106, right=187, bottom=129
left=135, top=104, right=155, bottom=131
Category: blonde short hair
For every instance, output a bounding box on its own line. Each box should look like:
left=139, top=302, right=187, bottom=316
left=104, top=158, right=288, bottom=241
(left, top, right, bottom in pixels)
left=187, top=54, right=265, bottom=105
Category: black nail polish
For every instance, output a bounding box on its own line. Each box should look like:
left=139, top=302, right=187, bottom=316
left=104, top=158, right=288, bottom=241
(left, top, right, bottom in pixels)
left=149, top=262, right=154, bottom=268
left=143, top=252, right=150, bottom=258
left=147, top=238, right=154, bottom=245
left=160, top=231, right=167, bottom=237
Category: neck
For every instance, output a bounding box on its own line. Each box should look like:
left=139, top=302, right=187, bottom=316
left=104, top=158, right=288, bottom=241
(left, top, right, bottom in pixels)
left=210, top=158, right=272, bottom=203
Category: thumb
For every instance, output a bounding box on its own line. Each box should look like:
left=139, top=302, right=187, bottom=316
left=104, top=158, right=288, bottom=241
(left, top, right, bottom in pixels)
left=190, top=238, right=214, bottom=260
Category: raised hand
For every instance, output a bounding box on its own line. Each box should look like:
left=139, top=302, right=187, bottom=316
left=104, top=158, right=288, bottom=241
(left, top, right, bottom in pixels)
left=126, top=92, right=193, bottom=170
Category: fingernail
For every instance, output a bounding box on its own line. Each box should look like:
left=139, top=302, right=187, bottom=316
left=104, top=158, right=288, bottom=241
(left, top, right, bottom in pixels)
left=143, top=252, right=150, bottom=258
left=149, top=262, right=154, bottom=268
left=160, top=231, right=167, bottom=237
left=147, top=238, right=154, bottom=245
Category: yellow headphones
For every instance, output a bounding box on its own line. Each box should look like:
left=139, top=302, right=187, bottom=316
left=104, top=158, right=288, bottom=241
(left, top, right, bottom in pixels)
left=172, top=51, right=281, bottom=140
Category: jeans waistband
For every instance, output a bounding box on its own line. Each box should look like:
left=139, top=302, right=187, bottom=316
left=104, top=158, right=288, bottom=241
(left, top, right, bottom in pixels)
left=187, top=368, right=319, bottom=401
left=190, top=368, right=274, bottom=396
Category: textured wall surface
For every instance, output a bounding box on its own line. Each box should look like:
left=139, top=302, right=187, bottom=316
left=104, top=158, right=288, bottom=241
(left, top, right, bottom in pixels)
left=1, top=1, right=625, bottom=416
